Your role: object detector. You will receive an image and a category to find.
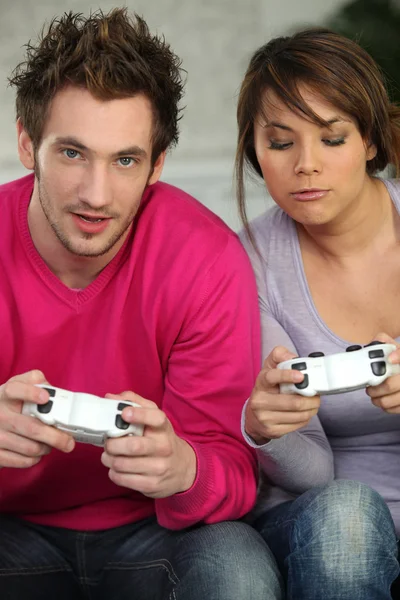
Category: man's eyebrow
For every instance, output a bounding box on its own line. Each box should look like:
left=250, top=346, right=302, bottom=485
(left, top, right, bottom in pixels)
left=54, top=136, right=88, bottom=151
left=113, top=145, right=148, bottom=159
left=264, top=117, right=350, bottom=131
left=53, top=137, right=148, bottom=159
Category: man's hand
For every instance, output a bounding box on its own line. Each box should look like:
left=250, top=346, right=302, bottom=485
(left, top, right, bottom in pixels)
left=0, top=370, right=75, bottom=468
left=101, top=392, right=197, bottom=498
left=245, top=346, right=321, bottom=445
left=367, top=332, right=400, bottom=414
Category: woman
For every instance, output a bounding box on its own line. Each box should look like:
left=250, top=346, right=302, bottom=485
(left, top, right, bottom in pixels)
left=237, top=28, right=400, bottom=600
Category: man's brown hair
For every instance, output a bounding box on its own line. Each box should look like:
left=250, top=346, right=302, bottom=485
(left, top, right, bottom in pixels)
left=8, top=8, right=185, bottom=164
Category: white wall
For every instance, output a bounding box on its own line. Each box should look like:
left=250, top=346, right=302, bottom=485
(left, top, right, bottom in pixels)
left=0, top=0, right=349, bottom=229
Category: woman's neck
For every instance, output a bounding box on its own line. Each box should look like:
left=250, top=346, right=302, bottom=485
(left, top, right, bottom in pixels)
left=297, top=178, right=397, bottom=264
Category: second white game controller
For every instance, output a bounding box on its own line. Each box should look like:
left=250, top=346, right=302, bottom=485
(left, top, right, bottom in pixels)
left=278, top=342, right=400, bottom=397
left=22, top=384, right=144, bottom=446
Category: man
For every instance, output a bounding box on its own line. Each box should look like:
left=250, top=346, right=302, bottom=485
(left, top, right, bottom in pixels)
left=0, top=7, right=283, bottom=600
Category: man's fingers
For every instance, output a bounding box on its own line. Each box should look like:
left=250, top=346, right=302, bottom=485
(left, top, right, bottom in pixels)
left=7, top=370, right=46, bottom=385
left=0, top=429, right=52, bottom=458
left=6, top=413, right=75, bottom=454
left=2, top=380, right=50, bottom=410
left=105, top=392, right=157, bottom=410
left=0, top=449, right=42, bottom=469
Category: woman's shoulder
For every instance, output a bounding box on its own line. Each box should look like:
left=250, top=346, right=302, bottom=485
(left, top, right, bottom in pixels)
left=381, top=177, right=400, bottom=200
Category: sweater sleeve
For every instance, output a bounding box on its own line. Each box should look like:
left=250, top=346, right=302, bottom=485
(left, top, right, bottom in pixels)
left=155, top=235, right=260, bottom=529
left=240, top=231, right=334, bottom=494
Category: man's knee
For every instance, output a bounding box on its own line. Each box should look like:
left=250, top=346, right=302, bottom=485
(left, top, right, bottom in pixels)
left=173, top=521, right=283, bottom=599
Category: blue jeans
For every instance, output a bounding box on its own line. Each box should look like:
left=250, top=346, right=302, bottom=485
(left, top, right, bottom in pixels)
left=253, top=480, right=400, bottom=600
left=0, top=514, right=283, bottom=600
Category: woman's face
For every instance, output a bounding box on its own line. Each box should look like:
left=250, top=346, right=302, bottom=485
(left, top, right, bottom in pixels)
left=253, top=86, right=377, bottom=227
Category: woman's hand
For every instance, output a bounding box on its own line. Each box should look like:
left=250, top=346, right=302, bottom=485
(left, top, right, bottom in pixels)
left=244, top=346, right=321, bottom=445
left=366, top=333, right=400, bottom=414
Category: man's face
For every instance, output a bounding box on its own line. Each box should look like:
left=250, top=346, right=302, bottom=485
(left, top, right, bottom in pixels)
left=20, top=86, right=164, bottom=258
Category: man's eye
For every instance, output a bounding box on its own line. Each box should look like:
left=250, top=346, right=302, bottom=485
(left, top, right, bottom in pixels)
left=117, top=157, right=135, bottom=167
left=63, top=149, right=80, bottom=159
left=268, top=140, right=292, bottom=151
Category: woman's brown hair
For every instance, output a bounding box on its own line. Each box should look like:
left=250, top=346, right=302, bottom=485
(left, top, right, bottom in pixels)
left=236, top=27, right=400, bottom=232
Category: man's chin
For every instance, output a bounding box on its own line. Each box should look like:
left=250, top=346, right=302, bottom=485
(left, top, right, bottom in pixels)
left=65, top=244, right=115, bottom=258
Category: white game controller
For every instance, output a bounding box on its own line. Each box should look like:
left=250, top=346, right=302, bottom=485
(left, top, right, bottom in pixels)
left=22, top=384, right=144, bottom=446
left=278, top=342, right=400, bottom=397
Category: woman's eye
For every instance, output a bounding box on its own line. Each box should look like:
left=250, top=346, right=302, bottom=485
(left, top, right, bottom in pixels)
left=63, top=148, right=80, bottom=159
left=268, top=140, right=292, bottom=151
left=117, top=157, right=135, bottom=167
left=323, top=137, right=346, bottom=147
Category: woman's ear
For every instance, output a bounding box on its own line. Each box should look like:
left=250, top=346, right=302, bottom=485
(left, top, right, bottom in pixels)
left=17, top=118, right=35, bottom=170
left=366, top=140, right=377, bottom=162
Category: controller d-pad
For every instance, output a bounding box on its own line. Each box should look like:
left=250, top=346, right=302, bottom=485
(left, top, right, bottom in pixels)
left=38, top=401, right=53, bottom=414
left=308, top=352, right=324, bottom=358
left=364, top=341, right=383, bottom=347
left=368, top=349, right=384, bottom=359
left=42, top=386, right=56, bottom=397
left=115, top=414, right=130, bottom=430
left=117, top=402, right=131, bottom=411
left=371, top=361, right=386, bottom=376
left=295, top=374, right=309, bottom=389
left=292, top=362, right=307, bottom=371
left=346, top=345, right=362, bottom=352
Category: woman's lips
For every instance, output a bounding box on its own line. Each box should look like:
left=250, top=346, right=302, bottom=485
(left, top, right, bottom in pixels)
left=290, top=189, right=329, bottom=201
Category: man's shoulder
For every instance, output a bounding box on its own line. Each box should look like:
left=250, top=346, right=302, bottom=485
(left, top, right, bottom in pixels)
left=0, top=173, right=34, bottom=205
left=141, top=180, right=240, bottom=252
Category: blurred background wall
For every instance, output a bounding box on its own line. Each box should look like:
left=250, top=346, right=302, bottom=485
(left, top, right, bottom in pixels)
left=1, top=0, right=396, bottom=229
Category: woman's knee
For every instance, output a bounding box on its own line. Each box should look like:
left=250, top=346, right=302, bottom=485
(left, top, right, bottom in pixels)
left=288, top=480, right=397, bottom=569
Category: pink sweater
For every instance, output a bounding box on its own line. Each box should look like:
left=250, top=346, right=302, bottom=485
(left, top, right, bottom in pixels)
left=0, top=174, right=261, bottom=531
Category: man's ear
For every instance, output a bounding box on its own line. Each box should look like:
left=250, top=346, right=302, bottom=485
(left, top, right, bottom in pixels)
left=148, top=151, right=166, bottom=185
left=17, top=118, right=35, bottom=170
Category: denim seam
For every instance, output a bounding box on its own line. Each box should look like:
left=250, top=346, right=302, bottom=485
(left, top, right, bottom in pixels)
left=76, top=532, right=92, bottom=598
left=0, top=566, right=73, bottom=575
left=105, top=559, right=179, bottom=586
left=260, top=517, right=297, bottom=533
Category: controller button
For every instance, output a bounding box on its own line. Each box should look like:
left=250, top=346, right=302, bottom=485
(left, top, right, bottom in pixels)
left=115, top=414, right=130, bottom=430
left=117, top=402, right=131, bottom=412
left=41, top=386, right=56, bottom=397
left=292, top=362, right=307, bottom=371
left=295, top=374, right=309, bottom=389
left=371, top=361, right=386, bottom=376
left=346, top=345, right=362, bottom=352
left=38, top=401, right=53, bottom=414
left=368, top=349, right=384, bottom=359
left=364, top=341, right=383, bottom=347
left=308, top=352, right=324, bottom=357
